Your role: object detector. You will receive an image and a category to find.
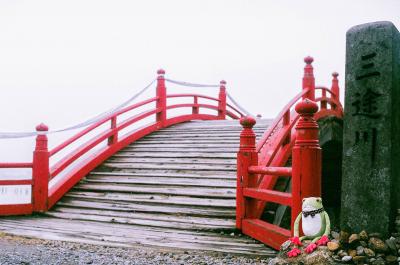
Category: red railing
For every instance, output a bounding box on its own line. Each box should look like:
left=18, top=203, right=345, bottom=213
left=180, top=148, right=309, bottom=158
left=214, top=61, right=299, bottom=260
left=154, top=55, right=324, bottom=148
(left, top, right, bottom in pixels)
left=236, top=56, right=344, bottom=250
left=0, top=69, right=244, bottom=215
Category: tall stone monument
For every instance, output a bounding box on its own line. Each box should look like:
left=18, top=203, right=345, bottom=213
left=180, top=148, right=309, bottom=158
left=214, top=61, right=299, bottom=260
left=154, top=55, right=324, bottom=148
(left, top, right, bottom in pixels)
left=341, top=21, right=400, bottom=236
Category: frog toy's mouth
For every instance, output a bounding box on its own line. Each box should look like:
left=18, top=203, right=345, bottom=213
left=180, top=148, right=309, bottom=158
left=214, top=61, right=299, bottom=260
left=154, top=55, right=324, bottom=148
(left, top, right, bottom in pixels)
left=302, top=205, right=316, bottom=211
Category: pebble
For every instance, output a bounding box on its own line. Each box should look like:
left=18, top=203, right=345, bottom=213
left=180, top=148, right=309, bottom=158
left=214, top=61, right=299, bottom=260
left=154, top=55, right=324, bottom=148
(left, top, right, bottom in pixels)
left=369, top=237, right=389, bottom=253
left=331, top=231, right=340, bottom=240
left=385, top=237, right=397, bottom=253
left=349, top=233, right=360, bottom=244
left=356, top=245, right=364, bottom=256
left=327, top=241, right=340, bottom=251
left=359, top=230, right=368, bottom=241
left=340, top=231, right=350, bottom=244
left=0, top=235, right=270, bottom=265
left=364, top=247, right=375, bottom=257
left=341, top=255, right=352, bottom=262
left=385, top=255, right=397, bottom=264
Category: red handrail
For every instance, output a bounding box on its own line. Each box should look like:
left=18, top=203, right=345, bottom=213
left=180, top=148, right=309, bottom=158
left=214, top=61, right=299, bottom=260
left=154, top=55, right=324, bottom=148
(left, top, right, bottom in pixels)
left=0, top=69, right=245, bottom=216
left=0, top=163, right=33, bottom=168
left=236, top=57, right=345, bottom=250
left=256, top=89, right=309, bottom=153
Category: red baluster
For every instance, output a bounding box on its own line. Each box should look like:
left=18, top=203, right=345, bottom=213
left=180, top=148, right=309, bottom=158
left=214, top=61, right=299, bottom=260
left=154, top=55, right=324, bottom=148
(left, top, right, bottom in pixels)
left=107, top=116, right=118, bottom=145
left=302, top=56, right=315, bottom=101
left=331, top=72, right=340, bottom=109
left=32, top=123, right=50, bottom=212
left=321, top=89, right=327, bottom=110
left=283, top=110, right=291, bottom=145
left=237, top=116, right=258, bottom=229
left=192, top=96, right=199, bottom=115
left=156, top=69, right=166, bottom=128
left=291, top=99, right=321, bottom=233
left=218, top=80, right=227, bottom=119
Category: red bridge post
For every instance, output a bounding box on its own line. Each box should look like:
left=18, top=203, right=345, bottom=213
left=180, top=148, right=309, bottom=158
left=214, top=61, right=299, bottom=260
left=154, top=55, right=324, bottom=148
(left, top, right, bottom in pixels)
left=331, top=72, right=340, bottom=110
left=218, top=80, right=227, bottom=119
left=236, top=116, right=258, bottom=229
left=32, top=123, right=50, bottom=212
left=302, top=56, right=315, bottom=101
left=156, top=69, right=167, bottom=128
left=291, top=99, right=321, bottom=232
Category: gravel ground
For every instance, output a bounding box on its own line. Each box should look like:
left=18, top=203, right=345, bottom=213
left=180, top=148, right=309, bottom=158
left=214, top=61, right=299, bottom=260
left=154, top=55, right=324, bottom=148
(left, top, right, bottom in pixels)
left=0, top=233, right=271, bottom=265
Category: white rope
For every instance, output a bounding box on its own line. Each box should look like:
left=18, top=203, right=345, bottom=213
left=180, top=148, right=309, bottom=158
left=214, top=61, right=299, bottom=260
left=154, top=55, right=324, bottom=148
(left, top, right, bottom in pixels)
left=226, top=92, right=252, bottom=116
left=165, top=78, right=220, bottom=88
left=0, top=79, right=156, bottom=139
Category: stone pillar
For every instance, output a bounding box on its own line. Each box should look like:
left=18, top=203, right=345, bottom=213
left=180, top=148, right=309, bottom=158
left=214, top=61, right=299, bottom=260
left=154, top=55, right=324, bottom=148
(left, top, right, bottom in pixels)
left=341, top=21, right=400, bottom=236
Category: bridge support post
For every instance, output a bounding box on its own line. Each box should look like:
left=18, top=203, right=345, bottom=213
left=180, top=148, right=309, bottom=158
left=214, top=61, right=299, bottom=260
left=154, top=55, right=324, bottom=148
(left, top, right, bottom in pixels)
left=218, top=80, right=227, bottom=119
left=331, top=72, right=340, bottom=110
left=236, top=116, right=258, bottom=229
left=291, top=99, right=321, bottom=232
left=32, top=123, right=50, bottom=212
left=302, top=56, right=315, bottom=101
left=156, top=69, right=167, bottom=128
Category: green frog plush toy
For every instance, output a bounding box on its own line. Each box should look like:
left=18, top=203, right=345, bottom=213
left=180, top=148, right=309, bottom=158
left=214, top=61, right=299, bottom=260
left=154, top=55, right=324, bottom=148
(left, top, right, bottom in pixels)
left=287, top=197, right=330, bottom=257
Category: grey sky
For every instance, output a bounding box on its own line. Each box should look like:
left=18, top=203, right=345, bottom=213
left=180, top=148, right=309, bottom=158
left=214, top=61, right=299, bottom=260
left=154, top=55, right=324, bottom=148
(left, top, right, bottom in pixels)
left=0, top=0, right=399, bottom=161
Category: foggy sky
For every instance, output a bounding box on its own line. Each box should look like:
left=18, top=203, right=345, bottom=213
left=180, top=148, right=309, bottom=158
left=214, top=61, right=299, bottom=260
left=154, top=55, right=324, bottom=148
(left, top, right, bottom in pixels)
left=0, top=0, right=399, bottom=162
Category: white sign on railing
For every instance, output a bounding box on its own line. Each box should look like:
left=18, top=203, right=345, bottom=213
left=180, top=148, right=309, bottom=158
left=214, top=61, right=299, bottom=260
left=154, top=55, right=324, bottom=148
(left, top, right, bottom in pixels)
left=0, top=185, right=31, bottom=205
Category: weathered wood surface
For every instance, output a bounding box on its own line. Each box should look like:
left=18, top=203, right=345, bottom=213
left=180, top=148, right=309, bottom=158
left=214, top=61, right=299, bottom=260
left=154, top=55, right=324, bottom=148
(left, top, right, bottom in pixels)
left=0, top=119, right=275, bottom=256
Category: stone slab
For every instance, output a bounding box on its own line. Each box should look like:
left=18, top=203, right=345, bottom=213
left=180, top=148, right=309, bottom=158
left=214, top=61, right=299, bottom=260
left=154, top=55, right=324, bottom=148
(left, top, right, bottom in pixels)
left=341, top=21, right=400, bottom=236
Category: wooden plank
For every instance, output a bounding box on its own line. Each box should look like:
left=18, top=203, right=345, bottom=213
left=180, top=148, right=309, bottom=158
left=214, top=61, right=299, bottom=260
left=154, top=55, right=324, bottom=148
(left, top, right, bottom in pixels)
left=57, top=199, right=236, bottom=217
left=65, top=190, right=235, bottom=207
left=111, top=152, right=237, bottom=159
left=242, top=219, right=291, bottom=250
left=118, top=148, right=239, bottom=153
left=89, top=171, right=235, bottom=180
left=0, top=221, right=274, bottom=256
left=45, top=210, right=235, bottom=231
left=74, top=183, right=236, bottom=198
left=107, top=157, right=236, bottom=165
left=83, top=176, right=235, bottom=188
left=0, top=218, right=268, bottom=247
left=52, top=206, right=235, bottom=226
left=101, top=162, right=236, bottom=172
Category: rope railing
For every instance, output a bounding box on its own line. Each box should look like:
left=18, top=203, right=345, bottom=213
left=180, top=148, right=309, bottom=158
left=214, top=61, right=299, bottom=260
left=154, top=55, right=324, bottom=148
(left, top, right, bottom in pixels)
left=0, top=79, right=156, bottom=139
left=165, top=78, right=220, bottom=88
left=226, top=92, right=252, bottom=116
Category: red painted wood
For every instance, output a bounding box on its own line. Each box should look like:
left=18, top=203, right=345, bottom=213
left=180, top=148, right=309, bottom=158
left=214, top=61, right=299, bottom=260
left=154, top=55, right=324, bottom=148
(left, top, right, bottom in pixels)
left=248, top=166, right=292, bottom=177
left=0, top=204, right=33, bottom=216
left=49, top=97, right=158, bottom=156
left=0, top=163, right=32, bottom=168
left=166, top=94, right=220, bottom=102
left=48, top=123, right=160, bottom=208
left=50, top=129, right=114, bottom=178
left=243, top=188, right=292, bottom=206
left=256, top=90, right=308, bottom=152
left=242, top=219, right=291, bottom=250
left=237, top=57, right=344, bottom=250
left=218, top=81, right=227, bottom=119
left=291, top=99, right=321, bottom=231
left=107, top=116, right=118, bottom=146
left=331, top=72, right=340, bottom=101
left=192, top=96, right=199, bottom=115
left=302, top=56, right=315, bottom=101
left=156, top=69, right=167, bottom=127
left=0, top=180, right=32, bottom=185
left=236, top=116, right=258, bottom=229
left=32, top=123, right=50, bottom=213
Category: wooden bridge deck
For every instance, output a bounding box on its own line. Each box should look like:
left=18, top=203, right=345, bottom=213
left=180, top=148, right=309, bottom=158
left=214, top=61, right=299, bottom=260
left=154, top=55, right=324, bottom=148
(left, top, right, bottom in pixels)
left=0, top=119, right=276, bottom=256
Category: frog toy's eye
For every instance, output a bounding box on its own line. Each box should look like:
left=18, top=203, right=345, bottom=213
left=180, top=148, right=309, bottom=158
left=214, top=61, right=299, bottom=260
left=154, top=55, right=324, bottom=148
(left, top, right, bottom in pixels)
left=302, top=198, right=306, bottom=202
left=316, top=198, right=322, bottom=203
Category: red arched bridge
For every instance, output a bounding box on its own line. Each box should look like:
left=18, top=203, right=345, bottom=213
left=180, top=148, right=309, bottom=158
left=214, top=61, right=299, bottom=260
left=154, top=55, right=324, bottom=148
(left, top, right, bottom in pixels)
left=0, top=57, right=343, bottom=256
